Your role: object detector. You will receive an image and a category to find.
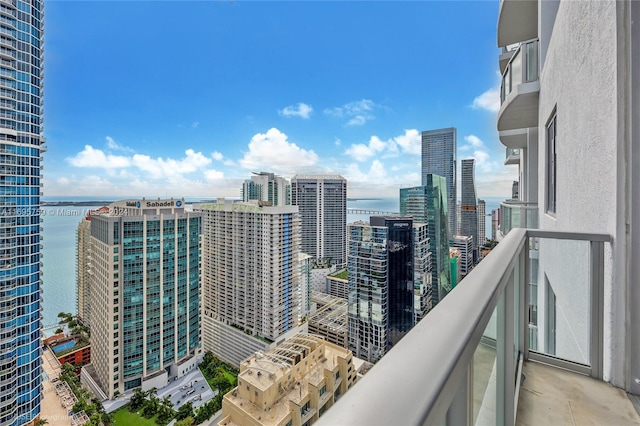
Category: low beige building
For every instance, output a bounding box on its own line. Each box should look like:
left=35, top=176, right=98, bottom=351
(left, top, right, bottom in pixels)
left=308, top=293, right=348, bottom=349
left=219, top=333, right=357, bottom=426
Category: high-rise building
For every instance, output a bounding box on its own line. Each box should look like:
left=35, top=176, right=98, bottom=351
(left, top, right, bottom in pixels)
left=477, top=199, right=486, bottom=247
left=399, top=177, right=451, bottom=307
left=76, top=207, right=109, bottom=328
left=291, top=175, right=347, bottom=266
left=460, top=159, right=479, bottom=263
left=84, top=199, right=202, bottom=398
left=197, top=200, right=304, bottom=366
left=421, top=128, right=456, bottom=241
left=0, top=2, right=45, bottom=422
left=451, top=235, right=473, bottom=279
left=241, top=171, right=291, bottom=206
left=491, top=209, right=499, bottom=241
left=348, top=217, right=429, bottom=362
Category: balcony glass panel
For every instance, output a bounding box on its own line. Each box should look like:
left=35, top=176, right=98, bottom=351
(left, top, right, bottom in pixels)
left=531, top=238, right=591, bottom=366
left=473, top=305, right=497, bottom=424
left=317, top=229, right=608, bottom=426
left=500, top=201, right=538, bottom=236
left=500, top=39, right=539, bottom=104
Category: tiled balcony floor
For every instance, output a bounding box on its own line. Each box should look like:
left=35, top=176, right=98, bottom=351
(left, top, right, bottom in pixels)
left=517, top=361, right=640, bottom=425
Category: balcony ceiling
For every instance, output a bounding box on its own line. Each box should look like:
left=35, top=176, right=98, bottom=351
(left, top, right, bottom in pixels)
left=499, top=129, right=528, bottom=149
left=497, top=81, right=540, bottom=133
left=497, top=0, right=538, bottom=47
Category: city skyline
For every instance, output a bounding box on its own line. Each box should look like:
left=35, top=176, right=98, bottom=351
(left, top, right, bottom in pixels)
left=43, top=1, right=516, bottom=200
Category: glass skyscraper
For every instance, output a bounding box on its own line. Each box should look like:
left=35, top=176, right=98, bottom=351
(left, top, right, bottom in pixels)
left=421, top=128, right=456, bottom=242
left=0, top=0, right=44, bottom=423
left=86, top=200, right=201, bottom=398
left=460, top=159, right=479, bottom=263
left=348, top=217, right=429, bottom=362
left=400, top=175, right=451, bottom=307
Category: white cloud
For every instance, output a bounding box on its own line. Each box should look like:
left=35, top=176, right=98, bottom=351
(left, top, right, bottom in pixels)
left=67, top=145, right=131, bottom=169
left=192, top=121, right=200, bottom=128
left=324, top=99, right=379, bottom=126
left=239, top=128, right=318, bottom=173
left=279, top=103, right=313, bottom=119
left=204, top=169, right=224, bottom=181
left=393, top=129, right=421, bottom=155
left=105, top=136, right=135, bottom=153
left=132, top=149, right=212, bottom=179
left=347, top=115, right=367, bottom=126
left=345, top=136, right=387, bottom=161
left=472, top=86, right=500, bottom=113
left=460, top=134, right=486, bottom=151
left=344, top=129, right=420, bottom=161
left=212, top=151, right=224, bottom=161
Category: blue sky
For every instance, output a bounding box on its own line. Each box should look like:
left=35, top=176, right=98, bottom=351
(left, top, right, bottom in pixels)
left=44, top=0, right=514, bottom=199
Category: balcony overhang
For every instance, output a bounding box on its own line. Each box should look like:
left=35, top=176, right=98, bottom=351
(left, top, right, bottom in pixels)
left=497, top=0, right=538, bottom=47
left=499, top=128, right=529, bottom=149
left=497, top=80, right=539, bottom=132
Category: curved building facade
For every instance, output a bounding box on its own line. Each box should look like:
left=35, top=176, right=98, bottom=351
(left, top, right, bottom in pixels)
left=0, top=0, right=45, bottom=424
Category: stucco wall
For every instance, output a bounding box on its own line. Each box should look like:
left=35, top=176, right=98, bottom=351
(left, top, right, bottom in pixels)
left=538, top=0, right=619, bottom=382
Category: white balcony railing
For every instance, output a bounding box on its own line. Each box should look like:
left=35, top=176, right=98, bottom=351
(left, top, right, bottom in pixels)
left=318, top=228, right=609, bottom=425
left=499, top=201, right=538, bottom=237
left=504, top=148, right=520, bottom=165
left=500, top=39, right=538, bottom=105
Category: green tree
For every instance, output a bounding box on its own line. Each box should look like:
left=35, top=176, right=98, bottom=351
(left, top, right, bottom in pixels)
left=175, top=417, right=194, bottom=426
left=130, top=388, right=146, bottom=411
left=175, top=401, right=194, bottom=421
left=156, top=396, right=175, bottom=424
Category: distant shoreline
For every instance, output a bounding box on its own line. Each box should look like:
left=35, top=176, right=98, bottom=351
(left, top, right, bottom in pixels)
left=41, top=201, right=114, bottom=207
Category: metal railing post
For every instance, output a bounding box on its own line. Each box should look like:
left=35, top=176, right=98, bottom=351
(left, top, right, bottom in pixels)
left=590, top=240, right=604, bottom=379
left=498, top=270, right=515, bottom=426
left=521, top=235, right=528, bottom=358
left=445, top=365, right=472, bottom=426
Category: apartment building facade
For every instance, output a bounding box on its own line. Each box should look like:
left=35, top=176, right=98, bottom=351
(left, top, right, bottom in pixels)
left=242, top=171, right=291, bottom=206
left=0, top=0, right=45, bottom=423
left=291, top=175, right=347, bottom=266
left=85, top=199, right=202, bottom=398
left=196, top=200, right=304, bottom=366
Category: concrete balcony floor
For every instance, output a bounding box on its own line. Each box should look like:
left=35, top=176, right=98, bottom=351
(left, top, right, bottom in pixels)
left=517, top=361, right=640, bottom=425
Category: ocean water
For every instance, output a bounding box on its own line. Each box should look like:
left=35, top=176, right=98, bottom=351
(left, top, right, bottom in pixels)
left=41, top=205, right=101, bottom=327
left=40, top=196, right=506, bottom=326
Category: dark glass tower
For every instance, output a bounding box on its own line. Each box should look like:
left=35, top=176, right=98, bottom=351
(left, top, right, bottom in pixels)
left=348, top=217, right=429, bottom=362
left=400, top=175, right=451, bottom=307
left=460, top=159, right=479, bottom=263
left=0, top=0, right=44, bottom=424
